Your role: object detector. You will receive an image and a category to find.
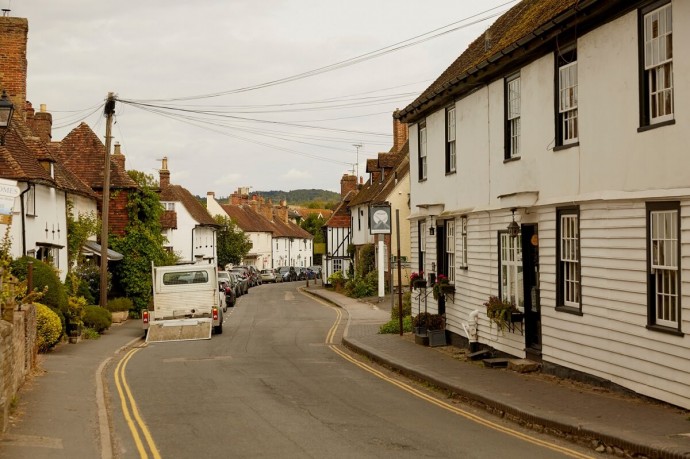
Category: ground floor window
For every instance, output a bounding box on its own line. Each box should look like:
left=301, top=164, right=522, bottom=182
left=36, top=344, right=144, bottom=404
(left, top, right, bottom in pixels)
left=499, top=232, right=523, bottom=309
left=557, top=207, right=581, bottom=311
left=647, top=202, right=680, bottom=330
left=333, top=258, right=343, bottom=273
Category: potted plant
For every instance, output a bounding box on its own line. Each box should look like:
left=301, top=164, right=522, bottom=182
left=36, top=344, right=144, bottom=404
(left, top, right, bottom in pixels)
left=412, top=312, right=446, bottom=346
left=432, top=274, right=454, bottom=300
left=483, top=296, right=519, bottom=333
left=410, top=271, right=426, bottom=289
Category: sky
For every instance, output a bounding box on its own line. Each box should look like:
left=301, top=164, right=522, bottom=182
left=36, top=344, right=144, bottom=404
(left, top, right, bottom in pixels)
left=8, top=0, right=515, bottom=197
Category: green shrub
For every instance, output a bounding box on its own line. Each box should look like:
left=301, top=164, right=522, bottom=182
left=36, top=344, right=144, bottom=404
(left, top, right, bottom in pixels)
left=412, top=312, right=445, bottom=331
left=81, top=328, right=100, bottom=340
left=106, top=297, right=133, bottom=312
left=83, top=305, right=112, bottom=333
left=344, top=271, right=378, bottom=298
left=10, top=257, right=67, bottom=312
left=379, top=315, right=412, bottom=334
left=35, top=303, right=62, bottom=352
left=391, top=291, right=412, bottom=320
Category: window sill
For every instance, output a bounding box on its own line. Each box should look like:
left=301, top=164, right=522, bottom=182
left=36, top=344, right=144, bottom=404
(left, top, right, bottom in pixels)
left=555, top=305, right=583, bottom=316
left=646, top=324, right=683, bottom=337
left=553, top=142, right=579, bottom=152
left=418, top=178, right=427, bottom=183
left=445, top=170, right=457, bottom=176
left=637, top=119, right=675, bottom=133
left=503, top=156, right=520, bottom=164
left=25, top=213, right=37, bottom=218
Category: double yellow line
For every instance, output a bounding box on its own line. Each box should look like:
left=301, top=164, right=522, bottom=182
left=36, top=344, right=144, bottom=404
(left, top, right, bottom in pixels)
left=113, top=347, right=161, bottom=459
left=310, top=293, right=592, bottom=459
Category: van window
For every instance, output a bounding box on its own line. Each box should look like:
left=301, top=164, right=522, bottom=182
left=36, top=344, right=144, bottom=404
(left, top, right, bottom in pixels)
left=162, top=270, right=209, bottom=285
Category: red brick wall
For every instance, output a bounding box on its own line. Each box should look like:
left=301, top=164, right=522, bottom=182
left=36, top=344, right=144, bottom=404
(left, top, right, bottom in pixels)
left=392, top=111, right=409, bottom=153
left=340, top=174, right=357, bottom=198
left=0, top=18, right=28, bottom=120
left=95, top=190, right=131, bottom=237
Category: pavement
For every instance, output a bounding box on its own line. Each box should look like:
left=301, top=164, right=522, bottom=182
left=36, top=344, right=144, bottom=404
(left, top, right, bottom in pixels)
left=0, top=286, right=689, bottom=459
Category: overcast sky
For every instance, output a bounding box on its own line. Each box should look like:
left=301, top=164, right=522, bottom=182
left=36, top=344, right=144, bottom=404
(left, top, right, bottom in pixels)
left=9, top=0, right=514, bottom=197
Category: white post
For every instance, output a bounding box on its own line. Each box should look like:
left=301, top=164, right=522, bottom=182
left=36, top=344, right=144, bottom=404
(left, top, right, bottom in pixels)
left=378, top=239, right=385, bottom=298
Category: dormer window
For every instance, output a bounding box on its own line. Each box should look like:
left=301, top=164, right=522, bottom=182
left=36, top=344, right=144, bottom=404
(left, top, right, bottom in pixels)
left=39, top=160, right=55, bottom=178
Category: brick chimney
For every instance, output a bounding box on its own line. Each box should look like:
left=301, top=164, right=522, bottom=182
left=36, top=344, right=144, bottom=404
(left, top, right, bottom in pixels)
left=111, top=142, right=126, bottom=172
left=274, top=202, right=288, bottom=223
left=28, top=103, right=52, bottom=143
left=392, top=110, right=409, bottom=153
left=0, top=17, right=28, bottom=121
left=159, top=156, right=170, bottom=188
left=340, top=174, right=357, bottom=198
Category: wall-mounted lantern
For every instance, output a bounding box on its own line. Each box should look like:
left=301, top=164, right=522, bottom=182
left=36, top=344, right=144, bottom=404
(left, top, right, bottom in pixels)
left=507, top=208, right=520, bottom=239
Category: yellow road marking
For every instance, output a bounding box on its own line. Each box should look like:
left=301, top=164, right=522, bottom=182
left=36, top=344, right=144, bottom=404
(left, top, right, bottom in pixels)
left=303, top=291, right=593, bottom=459
left=114, top=347, right=162, bottom=459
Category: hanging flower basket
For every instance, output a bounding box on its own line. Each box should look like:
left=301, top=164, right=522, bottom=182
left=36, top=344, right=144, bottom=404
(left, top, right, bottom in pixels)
left=483, top=296, right=518, bottom=333
left=412, top=279, right=427, bottom=289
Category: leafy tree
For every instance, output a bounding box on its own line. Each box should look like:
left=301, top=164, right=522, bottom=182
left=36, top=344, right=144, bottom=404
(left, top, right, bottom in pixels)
left=299, top=214, right=325, bottom=244
left=66, top=201, right=99, bottom=269
left=214, top=215, right=252, bottom=267
left=109, top=171, right=178, bottom=311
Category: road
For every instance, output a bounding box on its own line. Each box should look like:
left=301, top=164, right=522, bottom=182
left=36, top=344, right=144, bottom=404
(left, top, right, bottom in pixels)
left=107, top=281, right=594, bottom=458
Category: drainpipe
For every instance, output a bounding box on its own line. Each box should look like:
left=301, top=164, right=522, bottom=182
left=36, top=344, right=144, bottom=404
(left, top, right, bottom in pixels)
left=191, top=226, right=196, bottom=263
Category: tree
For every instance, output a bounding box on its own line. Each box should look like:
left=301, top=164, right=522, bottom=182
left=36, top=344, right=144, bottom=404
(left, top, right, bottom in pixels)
left=214, top=215, right=252, bottom=267
left=109, top=171, right=178, bottom=311
left=299, top=213, right=325, bottom=244
left=66, top=201, right=99, bottom=270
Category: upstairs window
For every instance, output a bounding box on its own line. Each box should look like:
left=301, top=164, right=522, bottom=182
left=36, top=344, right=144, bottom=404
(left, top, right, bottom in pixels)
left=505, top=74, right=521, bottom=159
left=557, top=48, right=578, bottom=145
left=445, top=106, right=456, bottom=174
left=418, top=121, right=427, bottom=181
left=641, top=2, right=673, bottom=126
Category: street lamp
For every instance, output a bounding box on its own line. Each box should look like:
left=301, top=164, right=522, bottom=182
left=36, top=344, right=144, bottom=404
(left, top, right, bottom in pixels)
left=0, top=90, right=15, bottom=146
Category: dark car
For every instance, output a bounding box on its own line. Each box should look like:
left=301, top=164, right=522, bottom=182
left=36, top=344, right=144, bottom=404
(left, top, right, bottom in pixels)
left=278, top=266, right=297, bottom=282
left=219, top=280, right=236, bottom=308
left=228, top=272, right=244, bottom=297
left=229, top=268, right=250, bottom=294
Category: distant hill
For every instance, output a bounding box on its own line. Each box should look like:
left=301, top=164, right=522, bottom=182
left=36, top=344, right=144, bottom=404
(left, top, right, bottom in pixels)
left=255, top=189, right=340, bottom=206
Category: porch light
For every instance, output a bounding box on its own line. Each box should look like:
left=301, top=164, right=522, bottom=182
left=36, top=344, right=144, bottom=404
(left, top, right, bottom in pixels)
left=507, top=208, right=520, bottom=239
left=0, top=90, right=15, bottom=146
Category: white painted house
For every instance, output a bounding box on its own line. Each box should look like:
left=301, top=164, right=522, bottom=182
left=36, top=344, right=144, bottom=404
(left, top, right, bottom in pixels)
left=322, top=174, right=358, bottom=282
left=398, top=0, right=690, bottom=409
left=158, top=158, right=218, bottom=265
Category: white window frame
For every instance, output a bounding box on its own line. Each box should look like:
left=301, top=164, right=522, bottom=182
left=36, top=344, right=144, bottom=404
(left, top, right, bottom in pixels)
left=446, top=219, right=455, bottom=283
left=650, top=209, right=678, bottom=328
left=559, top=213, right=580, bottom=308
left=419, top=123, right=427, bottom=181
left=459, top=216, right=468, bottom=268
left=644, top=3, right=673, bottom=124
left=559, top=60, right=578, bottom=145
left=25, top=185, right=36, bottom=216
left=500, top=232, right=523, bottom=310
left=162, top=202, right=175, bottom=211
left=506, top=75, right=521, bottom=158
left=446, top=106, right=456, bottom=173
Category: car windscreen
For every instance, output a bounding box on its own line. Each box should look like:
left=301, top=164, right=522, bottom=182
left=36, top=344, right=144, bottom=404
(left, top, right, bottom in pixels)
left=162, top=270, right=209, bottom=285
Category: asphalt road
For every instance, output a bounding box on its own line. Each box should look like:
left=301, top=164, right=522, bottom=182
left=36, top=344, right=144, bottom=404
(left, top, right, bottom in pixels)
left=107, top=282, right=593, bottom=459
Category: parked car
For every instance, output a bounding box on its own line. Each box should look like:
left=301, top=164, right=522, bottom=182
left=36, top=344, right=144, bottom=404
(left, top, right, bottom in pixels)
left=218, top=281, right=228, bottom=313
left=249, top=266, right=262, bottom=286
left=260, top=269, right=276, bottom=283
left=278, top=266, right=297, bottom=282
left=273, top=268, right=283, bottom=282
left=228, top=272, right=243, bottom=297
left=218, top=270, right=232, bottom=287
left=229, top=268, right=250, bottom=294
left=297, top=267, right=309, bottom=281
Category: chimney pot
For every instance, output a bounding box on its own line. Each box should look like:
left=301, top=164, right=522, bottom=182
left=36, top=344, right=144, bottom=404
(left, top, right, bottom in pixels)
left=40, top=103, right=47, bottom=113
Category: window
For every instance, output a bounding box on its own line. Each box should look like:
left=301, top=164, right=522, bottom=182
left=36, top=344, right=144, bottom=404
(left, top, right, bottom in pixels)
left=419, top=220, right=426, bottom=273
left=333, top=258, right=343, bottom=273
left=446, top=219, right=455, bottom=283
left=556, top=207, right=581, bottom=311
left=459, top=216, right=468, bottom=268
left=647, top=202, right=680, bottom=331
left=641, top=2, right=673, bottom=125
left=446, top=106, right=456, bottom=173
left=162, top=202, right=175, bottom=211
left=25, top=185, right=36, bottom=216
left=557, top=48, right=578, bottom=145
left=505, top=74, right=521, bottom=159
left=418, top=121, right=427, bottom=181
left=499, top=232, right=523, bottom=309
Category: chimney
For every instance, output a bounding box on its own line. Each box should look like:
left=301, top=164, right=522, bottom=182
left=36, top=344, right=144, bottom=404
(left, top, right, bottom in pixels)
left=274, top=202, right=288, bottom=223
left=340, top=174, right=357, bottom=198
left=159, top=156, right=170, bottom=188
left=111, top=141, right=126, bottom=171
left=0, top=17, right=28, bottom=121
left=29, top=103, right=53, bottom=143
left=392, top=110, right=409, bottom=153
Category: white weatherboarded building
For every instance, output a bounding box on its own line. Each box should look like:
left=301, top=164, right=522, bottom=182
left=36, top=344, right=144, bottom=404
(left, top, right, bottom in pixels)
left=398, top=0, right=690, bottom=409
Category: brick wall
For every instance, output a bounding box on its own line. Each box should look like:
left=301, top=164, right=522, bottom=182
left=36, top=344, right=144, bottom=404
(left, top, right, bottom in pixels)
left=392, top=111, right=409, bottom=153
left=96, top=190, right=130, bottom=236
left=0, top=17, right=28, bottom=121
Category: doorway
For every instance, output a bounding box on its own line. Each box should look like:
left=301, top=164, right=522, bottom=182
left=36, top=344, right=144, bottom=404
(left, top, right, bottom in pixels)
left=521, top=224, right=541, bottom=359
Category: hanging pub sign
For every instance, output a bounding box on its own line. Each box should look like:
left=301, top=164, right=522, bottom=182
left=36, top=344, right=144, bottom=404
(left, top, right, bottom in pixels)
left=369, top=204, right=391, bottom=235
left=0, top=179, right=20, bottom=225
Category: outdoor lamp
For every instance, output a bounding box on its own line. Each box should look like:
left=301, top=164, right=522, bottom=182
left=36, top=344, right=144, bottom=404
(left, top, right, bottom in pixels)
left=0, top=90, right=15, bottom=146
left=507, top=208, right=520, bottom=239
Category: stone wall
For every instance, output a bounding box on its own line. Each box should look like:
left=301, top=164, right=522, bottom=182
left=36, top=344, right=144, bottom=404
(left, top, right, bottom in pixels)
left=0, top=303, right=37, bottom=433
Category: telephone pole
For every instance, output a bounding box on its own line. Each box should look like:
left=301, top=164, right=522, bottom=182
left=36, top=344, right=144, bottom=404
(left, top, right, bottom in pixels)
left=100, top=93, right=115, bottom=308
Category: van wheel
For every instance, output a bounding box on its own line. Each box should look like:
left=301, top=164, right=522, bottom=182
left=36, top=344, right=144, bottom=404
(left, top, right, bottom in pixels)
left=214, top=323, right=223, bottom=334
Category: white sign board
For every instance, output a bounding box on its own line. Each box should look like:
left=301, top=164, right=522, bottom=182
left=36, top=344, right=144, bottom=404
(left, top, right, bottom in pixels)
left=0, top=179, right=20, bottom=224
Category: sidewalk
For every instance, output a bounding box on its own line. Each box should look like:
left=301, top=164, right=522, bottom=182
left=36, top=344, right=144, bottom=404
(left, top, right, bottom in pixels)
left=303, top=284, right=690, bottom=459
left=0, top=320, right=142, bottom=459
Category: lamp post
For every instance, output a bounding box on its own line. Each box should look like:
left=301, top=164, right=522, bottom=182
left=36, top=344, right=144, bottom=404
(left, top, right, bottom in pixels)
left=0, top=90, right=15, bottom=145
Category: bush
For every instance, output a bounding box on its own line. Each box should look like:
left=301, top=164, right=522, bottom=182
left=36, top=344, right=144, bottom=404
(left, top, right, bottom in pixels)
left=344, top=271, right=378, bottom=298
left=83, top=305, right=112, bottom=333
left=379, top=315, right=412, bottom=334
left=10, top=257, right=67, bottom=312
left=391, top=291, right=412, bottom=320
left=81, top=328, right=100, bottom=340
left=106, top=297, right=133, bottom=313
left=35, top=303, right=62, bottom=352
left=412, top=312, right=445, bottom=331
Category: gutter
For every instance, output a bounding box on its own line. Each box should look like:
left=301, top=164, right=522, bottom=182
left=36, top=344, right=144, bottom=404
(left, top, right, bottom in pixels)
left=18, top=183, right=31, bottom=256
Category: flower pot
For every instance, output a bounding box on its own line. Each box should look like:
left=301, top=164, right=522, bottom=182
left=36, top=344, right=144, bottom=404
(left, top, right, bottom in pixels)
left=428, top=329, right=447, bottom=347
left=412, top=279, right=427, bottom=289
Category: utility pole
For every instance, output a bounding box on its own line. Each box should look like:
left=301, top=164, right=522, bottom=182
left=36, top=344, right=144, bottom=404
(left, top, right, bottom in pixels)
left=100, top=93, right=115, bottom=309
left=352, top=143, right=363, bottom=179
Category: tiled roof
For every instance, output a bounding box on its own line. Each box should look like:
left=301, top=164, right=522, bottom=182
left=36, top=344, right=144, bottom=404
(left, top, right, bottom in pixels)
left=324, top=189, right=357, bottom=229
left=221, top=204, right=274, bottom=233
left=349, top=141, right=408, bottom=207
left=271, top=216, right=313, bottom=239
left=290, top=206, right=334, bottom=221
left=0, top=121, right=55, bottom=186
left=398, top=0, right=580, bottom=121
left=57, top=122, right=138, bottom=190
left=160, top=210, right=177, bottom=230
left=160, top=184, right=217, bottom=226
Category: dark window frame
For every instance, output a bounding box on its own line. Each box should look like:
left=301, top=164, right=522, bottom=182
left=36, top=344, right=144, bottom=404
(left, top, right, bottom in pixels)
left=555, top=206, right=582, bottom=315
left=554, top=45, right=578, bottom=148
left=445, top=106, right=456, bottom=175
left=504, top=72, right=521, bottom=160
